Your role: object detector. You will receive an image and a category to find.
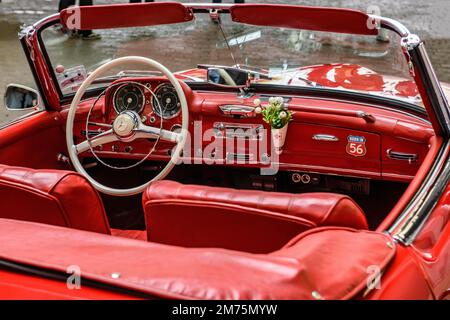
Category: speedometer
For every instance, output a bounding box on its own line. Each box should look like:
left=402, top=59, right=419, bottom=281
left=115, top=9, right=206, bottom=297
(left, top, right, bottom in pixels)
left=152, top=83, right=181, bottom=119
left=113, top=83, right=145, bottom=114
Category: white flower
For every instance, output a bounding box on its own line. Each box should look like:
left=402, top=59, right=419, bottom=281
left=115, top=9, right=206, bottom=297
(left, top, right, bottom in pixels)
left=254, top=106, right=262, bottom=114
left=269, top=97, right=277, bottom=104
left=276, top=97, right=284, bottom=105
left=253, top=98, right=261, bottom=106
left=279, top=111, right=287, bottom=119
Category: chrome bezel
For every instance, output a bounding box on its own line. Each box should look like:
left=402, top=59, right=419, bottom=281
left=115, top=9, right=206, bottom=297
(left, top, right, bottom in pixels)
left=152, top=82, right=181, bottom=120
left=112, top=83, right=146, bottom=115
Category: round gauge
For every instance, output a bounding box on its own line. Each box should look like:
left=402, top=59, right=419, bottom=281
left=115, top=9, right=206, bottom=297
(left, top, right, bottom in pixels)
left=113, top=84, right=145, bottom=114
left=152, top=83, right=181, bottom=119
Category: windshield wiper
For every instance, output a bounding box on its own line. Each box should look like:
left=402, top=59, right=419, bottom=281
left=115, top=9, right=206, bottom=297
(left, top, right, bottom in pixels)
left=291, top=75, right=320, bottom=87
left=210, top=9, right=238, bottom=66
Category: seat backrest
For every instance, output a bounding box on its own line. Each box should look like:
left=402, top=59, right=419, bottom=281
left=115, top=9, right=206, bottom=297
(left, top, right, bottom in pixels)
left=0, top=165, right=110, bottom=234
left=143, top=181, right=368, bottom=253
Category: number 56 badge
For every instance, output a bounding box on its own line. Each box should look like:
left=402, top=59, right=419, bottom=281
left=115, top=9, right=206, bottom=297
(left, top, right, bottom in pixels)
left=346, top=135, right=367, bottom=157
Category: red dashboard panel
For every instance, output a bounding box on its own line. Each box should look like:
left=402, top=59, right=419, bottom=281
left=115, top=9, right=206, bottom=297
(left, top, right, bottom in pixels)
left=63, top=79, right=433, bottom=183
left=283, top=123, right=381, bottom=178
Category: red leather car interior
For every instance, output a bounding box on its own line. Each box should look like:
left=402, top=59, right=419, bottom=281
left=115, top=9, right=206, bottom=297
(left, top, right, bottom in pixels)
left=0, top=111, right=68, bottom=170
left=0, top=219, right=396, bottom=300
left=65, top=85, right=432, bottom=184
left=0, top=165, right=110, bottom=234
left=143, top=181, right=369, bottom=253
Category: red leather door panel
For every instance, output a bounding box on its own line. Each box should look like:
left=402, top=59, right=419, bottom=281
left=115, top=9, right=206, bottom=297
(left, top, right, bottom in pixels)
left=0, top=112, right=68, bottom=169
left=381, top=136, right=430, bottom=180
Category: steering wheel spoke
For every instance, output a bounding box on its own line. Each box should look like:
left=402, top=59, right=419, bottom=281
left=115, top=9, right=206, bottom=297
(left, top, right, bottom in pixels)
left=75, top=129, right=118, bottom=154
left=135, top=123, right=182, bottom=144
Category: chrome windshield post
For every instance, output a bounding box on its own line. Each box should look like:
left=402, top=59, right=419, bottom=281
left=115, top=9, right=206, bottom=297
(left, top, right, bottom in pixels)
left=374, top=14, right=450, bottom=136
left=405, top=37, right=450, bottom=136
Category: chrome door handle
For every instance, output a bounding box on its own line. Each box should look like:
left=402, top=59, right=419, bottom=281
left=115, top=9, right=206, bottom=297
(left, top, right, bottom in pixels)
left=312, top=134, right=339, bottom=142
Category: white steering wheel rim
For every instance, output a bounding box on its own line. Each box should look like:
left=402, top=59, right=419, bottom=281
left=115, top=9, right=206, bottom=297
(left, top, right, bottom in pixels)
left=66, top=56, right=189, bottom=196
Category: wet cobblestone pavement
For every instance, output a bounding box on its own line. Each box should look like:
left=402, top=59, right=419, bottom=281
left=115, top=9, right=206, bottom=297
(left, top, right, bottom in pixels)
left=0, top=0, right=449, bottom=124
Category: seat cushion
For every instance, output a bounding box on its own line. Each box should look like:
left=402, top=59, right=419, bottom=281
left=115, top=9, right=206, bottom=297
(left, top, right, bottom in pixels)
left=143, top=181, right=368, bottom=253
left=0, top=165, right=110, bottom=234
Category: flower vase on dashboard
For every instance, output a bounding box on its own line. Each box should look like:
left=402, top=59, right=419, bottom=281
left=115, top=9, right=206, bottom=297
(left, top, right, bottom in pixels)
left=255, top=97, right=292, bottom=155
left=271, top=124, right=288, bottom=155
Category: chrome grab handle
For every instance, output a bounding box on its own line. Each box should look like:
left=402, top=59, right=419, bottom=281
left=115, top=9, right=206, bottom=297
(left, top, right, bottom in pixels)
left=219, top=105, right=257, bottom=118
left=312, top=134, right=339, bottom=142
left=387, top=149, right=418, bottom=163
left=356, top=111, right=376, bottom=123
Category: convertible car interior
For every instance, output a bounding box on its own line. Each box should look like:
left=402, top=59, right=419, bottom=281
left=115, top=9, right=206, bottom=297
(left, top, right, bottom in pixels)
left=0, top=79, right=433, bottom=247
left=0, top=75, right=432, bottom=245
left=0, top=2, right=447, bottom=299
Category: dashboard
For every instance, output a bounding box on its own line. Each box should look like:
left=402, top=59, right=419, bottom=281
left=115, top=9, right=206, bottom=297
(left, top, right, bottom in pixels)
left=70, top=77, right=434, bottom=183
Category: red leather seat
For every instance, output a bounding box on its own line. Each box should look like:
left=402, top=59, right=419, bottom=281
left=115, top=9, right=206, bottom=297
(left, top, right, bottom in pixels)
left=143, top=181, right=368, bottom=253
left=0, top=165, right=111, bottom=234
left=0, top=164, right=147, bottom=240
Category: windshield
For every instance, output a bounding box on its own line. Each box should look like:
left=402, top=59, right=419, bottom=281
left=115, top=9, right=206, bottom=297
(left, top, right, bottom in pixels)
left=41, top=12, right=421, bottom=106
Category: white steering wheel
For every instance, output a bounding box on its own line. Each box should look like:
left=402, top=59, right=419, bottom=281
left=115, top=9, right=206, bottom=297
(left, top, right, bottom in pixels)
left=66, top=56, right=189, bottom=196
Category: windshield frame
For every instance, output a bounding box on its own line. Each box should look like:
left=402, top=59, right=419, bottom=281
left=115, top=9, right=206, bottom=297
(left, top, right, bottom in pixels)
left=27, top=3, right=448, bottom=131
left=36, top=15, right=410, bottom=102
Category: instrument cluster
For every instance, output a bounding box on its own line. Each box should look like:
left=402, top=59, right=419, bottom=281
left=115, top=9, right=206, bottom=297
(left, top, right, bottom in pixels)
left=113, top=83, right=145, bottom=114
left=111, top=81, right=181, bottom=120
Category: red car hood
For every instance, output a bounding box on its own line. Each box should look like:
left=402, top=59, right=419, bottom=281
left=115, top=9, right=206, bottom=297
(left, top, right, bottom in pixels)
left=176, top=64, right=423, bottom=105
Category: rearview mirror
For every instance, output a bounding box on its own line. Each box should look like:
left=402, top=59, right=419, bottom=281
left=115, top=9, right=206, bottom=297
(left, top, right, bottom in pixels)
left=4, top=84, right=40, bottom=111
left=207, top=67, right=249, bottom=88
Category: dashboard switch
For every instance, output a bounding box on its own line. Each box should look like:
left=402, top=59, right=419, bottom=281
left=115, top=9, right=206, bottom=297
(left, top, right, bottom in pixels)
left=125, top=146, right=133, bottom=153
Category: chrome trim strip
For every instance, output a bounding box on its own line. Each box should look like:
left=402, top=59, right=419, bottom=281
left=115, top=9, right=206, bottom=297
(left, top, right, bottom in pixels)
left=32, top=13, right=60, bottom=30
left=312, top=134, right=339, bottom=142
left=387, top=30, right=450, bottom=244
left=374, top=16, right=411, bottom=37
left=414, top=43, right=450, bottom=134
left=186, top=3, right=232, bottom=11
left=0, top=110, right=43, bottom=130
